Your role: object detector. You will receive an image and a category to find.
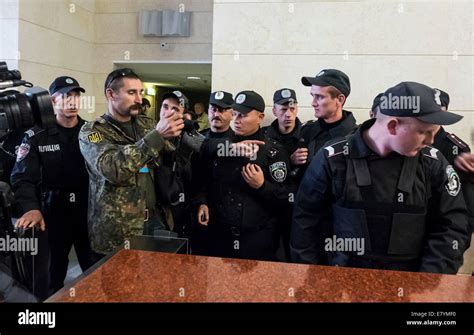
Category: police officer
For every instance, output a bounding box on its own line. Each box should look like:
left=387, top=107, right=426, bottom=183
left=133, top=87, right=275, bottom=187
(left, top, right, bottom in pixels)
left=431, top=89, right=474, bottom=274
left=79, top=68, right=184, bottom=254
left=264, top=88, right=302, bottom=158
left=293, top=69, right=358, bottom=180
left=291, top=81, right=471, bottom=274
left=202, top=91, right=234, bottom=139
left=262, top=88, right=302, bottom=261
left=198, top=90, right=296, bottom=261
left=191, top=91, right=234, bottom=254
left=11, top=76, right=96, bottom=295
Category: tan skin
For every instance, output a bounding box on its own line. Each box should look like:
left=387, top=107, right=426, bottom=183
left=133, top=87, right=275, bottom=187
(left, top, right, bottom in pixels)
left=291, top=86, right=347, bottom=166
left=15, top=90, right=83, bottom=231
left=208, top=104, right=232, bottom=133
left=363, top=115, right=439, bottom=157
left=198, top=109, right=266, bottom=226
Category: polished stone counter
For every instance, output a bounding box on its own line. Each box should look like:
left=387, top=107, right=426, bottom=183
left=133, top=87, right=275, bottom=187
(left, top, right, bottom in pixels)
left=47, top=249, right=474, bottom=302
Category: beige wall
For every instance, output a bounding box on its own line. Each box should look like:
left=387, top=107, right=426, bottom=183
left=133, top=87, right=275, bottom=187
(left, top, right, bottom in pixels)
left=212, top=0, right=474, bottom=149
left=5, top=0, right=213, bottom=120
left=0, top=0, right=20, bottom=71
left=93, top=0, right=214, bottom=117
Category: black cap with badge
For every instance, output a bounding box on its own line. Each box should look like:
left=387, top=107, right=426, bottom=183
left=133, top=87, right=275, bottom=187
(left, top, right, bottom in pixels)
left=49, top=76, right=85, bottom=95
left=301, top=69, right=351, bottom=98
left=232, top=90, right=265, bottom=114
left=378, top=81, right=462, bottom=125
left=162, top=90, right=189, bottom=111
left=209, top=91, right=233, bottom=108
left=273, top=88, right=297, bottom=105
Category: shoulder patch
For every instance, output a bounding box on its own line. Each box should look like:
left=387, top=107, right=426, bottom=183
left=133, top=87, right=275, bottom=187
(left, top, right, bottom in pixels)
left=324, top=140, right=349, bottom=158
left=25, top=129, right=35, bottom=138
left=446, top=133, right=470, bottom=152
left=16, top=143, right=30, bottom=162
left=422, top=146, right=439, bottom=160
left=445, top=165, right=461, bottom=196
left=87, top=132, right=103, bottom=143
left=24, top=126, right=45, bottom=138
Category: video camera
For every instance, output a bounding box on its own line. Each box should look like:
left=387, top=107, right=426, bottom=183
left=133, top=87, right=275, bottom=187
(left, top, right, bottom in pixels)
left=0, top=61, right=55, bottom=140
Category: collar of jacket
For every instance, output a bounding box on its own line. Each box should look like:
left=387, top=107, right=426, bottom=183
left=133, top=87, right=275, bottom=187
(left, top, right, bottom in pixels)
left=236, top=127, right=264, bottom=142
left=267, top=117, right=302, bottom=140
left=101, top=113, right=137, bottom=142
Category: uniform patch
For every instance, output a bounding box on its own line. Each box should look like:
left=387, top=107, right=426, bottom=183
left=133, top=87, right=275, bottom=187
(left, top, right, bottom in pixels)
left=269, top=161, right=287, bottom=182
left=25, top=129, right=35, bottom=138
left=16, top=143, right=30, bottom=162
left=445, top=165, right=461, bottom=196
left=87, top=132, right=103, bottom=143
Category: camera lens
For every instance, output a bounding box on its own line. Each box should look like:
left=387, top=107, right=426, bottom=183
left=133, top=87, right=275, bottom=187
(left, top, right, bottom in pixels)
left=0, top=87, right=55, bottom=135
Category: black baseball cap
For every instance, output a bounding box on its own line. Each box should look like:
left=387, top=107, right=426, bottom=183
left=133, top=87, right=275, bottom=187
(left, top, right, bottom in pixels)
left=378, top=82, right=462, bottom=125
left=209, top=91, right=233, bottom=108
left=273, top=88, right=297, bottom=105
left=434, top=88, right=450, bottom=109
left=301, top=69, right=351, bottom=97
left=162, top=90, right=189, bottom=110
left=371, top=92, right=384, bottom=111
left=232, top=90, right=265, bottom=114
left=49, top=76, right=85, bottom=95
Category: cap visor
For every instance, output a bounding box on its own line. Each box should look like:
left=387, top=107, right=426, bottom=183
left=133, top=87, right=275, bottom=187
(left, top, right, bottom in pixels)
left=210, top=102, right=233, bottom=109
left=415, top=110, right=463, bottom=125
left=274, top=98, right=297, bottom=105
left=301, top=76, right=330, bottom=87
left=232, top=104, right=254, bottom=114
left=55, top=86, right=85, bottom=94
left=162, top=93, right=179, bottom=101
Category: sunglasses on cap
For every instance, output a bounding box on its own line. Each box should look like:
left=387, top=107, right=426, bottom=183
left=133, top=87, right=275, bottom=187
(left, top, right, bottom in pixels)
left=104, top=68, right=139, bottom=91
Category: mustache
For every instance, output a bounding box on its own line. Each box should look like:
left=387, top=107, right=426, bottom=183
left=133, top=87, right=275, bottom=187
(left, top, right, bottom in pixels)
left=212, top=116, right=222, bottom=121
left=129, top=103, right=142, bottom=112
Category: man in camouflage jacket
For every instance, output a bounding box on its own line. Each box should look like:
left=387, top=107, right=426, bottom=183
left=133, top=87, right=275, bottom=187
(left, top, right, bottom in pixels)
left=79, top=69, right=184, bottom=254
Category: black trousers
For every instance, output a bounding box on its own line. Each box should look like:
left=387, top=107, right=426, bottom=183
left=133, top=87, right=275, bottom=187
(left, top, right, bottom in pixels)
left=206, top=223, right=276, bottom=261
left=44, top=200, right=96, bottom=295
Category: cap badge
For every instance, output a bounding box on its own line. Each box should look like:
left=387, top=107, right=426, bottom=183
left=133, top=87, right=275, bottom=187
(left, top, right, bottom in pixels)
left=173, top=90, right=183, bottom=97
left=236, top=94, right=246, bottom=104
left=65, top=78, right=74, bottom=84
left=215, top=91, right=224, bottom=100
left=281, top=89, right=291, bottom=98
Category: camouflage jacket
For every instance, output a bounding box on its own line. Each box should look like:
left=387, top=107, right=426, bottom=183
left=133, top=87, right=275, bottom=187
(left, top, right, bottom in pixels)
left=79, top=114, right=174, bottom=253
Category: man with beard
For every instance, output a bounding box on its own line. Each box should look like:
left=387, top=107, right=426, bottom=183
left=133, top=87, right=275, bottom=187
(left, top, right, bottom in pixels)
left=291, top=82, right=470, bottom=274
left=79, top=68, right=184, bottom=255
left=11, top=76, right=96, bottom=296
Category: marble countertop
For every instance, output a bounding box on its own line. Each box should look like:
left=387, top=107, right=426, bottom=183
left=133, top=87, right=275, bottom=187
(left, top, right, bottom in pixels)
left=47, top=249, right=474, bottom=302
